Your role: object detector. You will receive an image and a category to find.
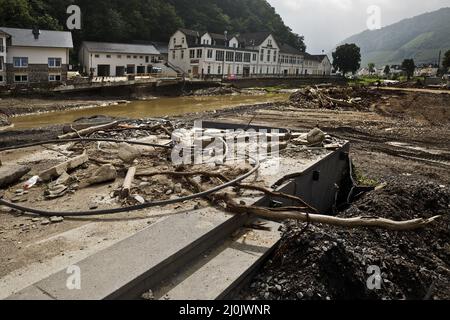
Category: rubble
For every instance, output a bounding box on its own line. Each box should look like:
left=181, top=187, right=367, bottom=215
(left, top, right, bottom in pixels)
left=81, top=164, right=117, bottom=188
left=39, top=152, right=89, bottom=182
left=118, top=143, right=141, bottom=164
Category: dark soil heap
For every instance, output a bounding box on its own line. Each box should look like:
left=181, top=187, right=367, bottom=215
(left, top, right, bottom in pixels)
left=242, top=178, right=450, bottom=300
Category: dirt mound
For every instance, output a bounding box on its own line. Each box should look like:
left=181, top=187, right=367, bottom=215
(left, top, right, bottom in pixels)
left=241, top=178, right=450, bottom=300
left=289, top=86, right=381, bottom=110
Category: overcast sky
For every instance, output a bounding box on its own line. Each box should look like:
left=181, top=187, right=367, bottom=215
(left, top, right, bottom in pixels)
left=267, top=0, right=450, bottom=53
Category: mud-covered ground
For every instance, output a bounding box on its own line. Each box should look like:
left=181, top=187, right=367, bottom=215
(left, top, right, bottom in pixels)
left=0, top=85, right=449, bottom=299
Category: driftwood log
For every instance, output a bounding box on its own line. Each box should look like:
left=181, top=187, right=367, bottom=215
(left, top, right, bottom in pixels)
left=58, top=121, right=119, bottom=139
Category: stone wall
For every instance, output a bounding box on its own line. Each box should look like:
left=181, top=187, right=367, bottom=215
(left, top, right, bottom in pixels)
left=5, top=64, right=68, bottom=85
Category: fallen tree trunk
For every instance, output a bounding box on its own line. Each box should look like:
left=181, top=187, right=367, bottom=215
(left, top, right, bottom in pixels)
left=219, top=193, right=442, bottom=231
left=121, top=166, right=136, bottom=199
left=58, top=121, right=119, bottom=139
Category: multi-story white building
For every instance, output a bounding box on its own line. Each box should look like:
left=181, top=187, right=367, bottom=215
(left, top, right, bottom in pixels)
left=79, top=41, right=162, bottom=77
left=168, top=28, right=332, bottom=78
left=0, top=27, right=73, bottom=85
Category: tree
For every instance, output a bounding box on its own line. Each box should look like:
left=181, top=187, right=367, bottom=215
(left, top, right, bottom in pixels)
left=443, top=50, right=450, bottom=72
left=368, top=63, right=375, bottom=75
left=384, top=65, right=391, bottom=76
left=332, top=43, right=361, bottom=75
left=401, top=59, right=416, bottom=80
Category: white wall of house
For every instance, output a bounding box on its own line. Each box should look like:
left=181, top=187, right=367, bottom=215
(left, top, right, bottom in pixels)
left=250, top=35, right=280, bottom=75
left=280, top=53, right=304, bottom=75
left=201, top=33, right=212, bottom=45
left=0, top=35, right=6, bottom=84
left=6, top=47, right=69, bottom=65
left=81, top=48, right=158, bottom=76
left=229, top=37, right=239, bottom=48
left=168, top=30, right=191, bottom=74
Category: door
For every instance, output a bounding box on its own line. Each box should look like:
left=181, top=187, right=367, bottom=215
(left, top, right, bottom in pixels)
left=97, top=65, right=110, bottom=77
left=192, top=66, right=199, bottom=77
left=243, top=66, right=250, bottom=77
left=127, top=65, right=135, bottom=74
left=137, top=66, right=146, bottom=74
left=116, top=66, right=125, bottom=77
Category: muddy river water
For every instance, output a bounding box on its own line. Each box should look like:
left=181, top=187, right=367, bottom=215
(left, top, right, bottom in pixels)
left=10, top=93, right=288, bottom=129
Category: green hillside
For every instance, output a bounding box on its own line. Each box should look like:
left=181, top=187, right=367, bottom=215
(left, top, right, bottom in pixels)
left=0, top=0, right=305, bottom=52
left=340, top=7, right=450, bottom=67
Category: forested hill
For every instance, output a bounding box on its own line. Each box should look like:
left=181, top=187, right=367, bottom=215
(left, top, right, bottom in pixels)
left=0, top=0, right=305, bottom=51
left=340, top=7, right=450, bottom=67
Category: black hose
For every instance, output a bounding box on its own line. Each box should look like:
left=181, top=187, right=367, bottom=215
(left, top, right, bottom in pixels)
left=0, top=137, right=260, bottom=216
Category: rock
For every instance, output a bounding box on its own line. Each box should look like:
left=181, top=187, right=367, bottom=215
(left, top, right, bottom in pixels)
left=83, top=164, right=117, bottom=187
left=306, top=128, right=326, bottom=145
left=296, top=292, right=304, bottom=299
left=49, top=216, right=64, bottom=223
left=41, top=219, right=51, bottom=225
left=133, top=195, right=146, bottom=204
left=39, top=153, right=88, bottom=182
left=44, top=184, right=68, bottom=199
left=118, top=143, right=141, bottom=164
left=0, top=165, right=31, bottom=189
left=54, top=171, right=71, bottom=185
left=89, top=204, right=98, bottom=210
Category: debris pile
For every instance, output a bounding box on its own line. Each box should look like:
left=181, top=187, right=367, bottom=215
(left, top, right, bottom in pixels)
left=289, top=86, right=381, bottom=110
left=242, top=178, right=450, bottom=300
left=190, top=86, right=241, bottom=96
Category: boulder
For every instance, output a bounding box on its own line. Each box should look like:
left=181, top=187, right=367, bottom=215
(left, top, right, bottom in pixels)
left=0, top=165, right=31, bottom=189
left=83, top=164, right=117, bottom=187
left=118, top=143, right=141, bottom=164
left=307, top=128, right=326, bottom=145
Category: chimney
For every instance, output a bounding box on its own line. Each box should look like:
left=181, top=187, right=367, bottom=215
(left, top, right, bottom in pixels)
left=32, top=27, right=40, bottom=40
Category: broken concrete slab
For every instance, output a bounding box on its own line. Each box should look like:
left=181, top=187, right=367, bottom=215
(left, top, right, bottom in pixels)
left=81, top=164, right=117, bottom=188
left=0, top=165, right=31, bottom=189
left=39, top=153, right=88, bottom=182
left=118, top=143, right=141, bottom=164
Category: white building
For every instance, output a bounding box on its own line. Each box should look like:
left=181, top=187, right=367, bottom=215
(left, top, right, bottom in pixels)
left=0, top=27, right=73, bottom=85
left=79, top=42, right=162, bottom=77
left=168, top=28, right=332, bottom=78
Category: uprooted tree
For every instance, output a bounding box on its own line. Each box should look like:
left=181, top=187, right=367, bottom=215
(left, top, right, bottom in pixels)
left=332, top=43, right=361, bottom=75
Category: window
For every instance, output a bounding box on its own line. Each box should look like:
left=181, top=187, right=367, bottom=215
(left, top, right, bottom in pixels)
left=140, top=56, right=143, bottom=59
left=127, top=55, right=131, bottom=59
left=48, top=74, right=61, bottom=82
left=95, top=54, right=100, bottom=58
left=207, top=66, right=211, bottom=74
left=236, top=66, right=240, bottom=74
left=267, top=50, right=271, bottom=62
left=172, top=51, right=176, bottom=60
left=235, top=52, right=243, bottom=62
left=196, top=49, right=202, bottom=59
left=173, top=38, right=176, bottom=44
left=133, top=56, right=137, bottom=59
left=0, top=57, right=3, bottom=71
left=225, top=51, right=234, bottom=62
left=207, top=49, right=213, bottom=59
left=181, top=50, right=184, bottom=59
left=0, top=75, right=3, bottom=82
left=268, top=39, right=272, bottom=46
left=260, top=49, right=264, bottom=62
left=190, top=49, right=195, bottom=59
left=145, top=56, right=149, bottom=63
left=218, top=65, right=221, bottom=74
left=215, top=50, right=224, bottom=61
left=243, top=53, right=251, bottom=63
left=13, top=57, right=28, bottom=68
left=182, top=37, right=185, bottom=44
left=106, top=55, right=111, bottom=59
left=14, top=74, right=28, bottom=82
left=252, top=53, right=257, bottom=61
left=273, top=52, right=277, bottom=62
left=0, top=44, right=4, bottom=53
left=117, top=55, right=122, bottom=59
